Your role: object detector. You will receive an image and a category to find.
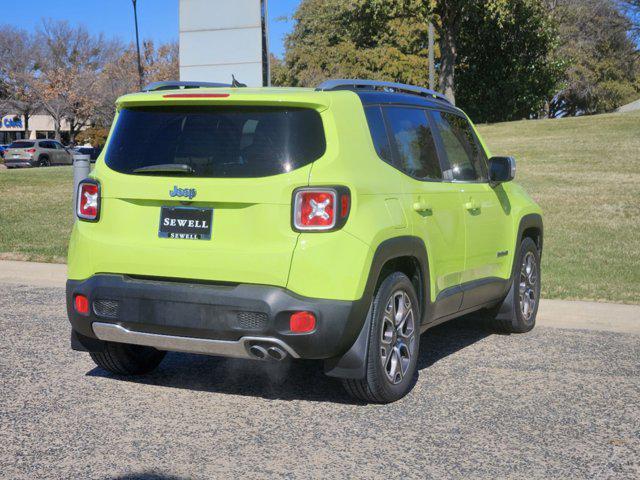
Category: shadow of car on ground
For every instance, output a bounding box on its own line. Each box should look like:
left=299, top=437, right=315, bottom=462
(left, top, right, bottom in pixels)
left=87, top=314, right=495, bottom=404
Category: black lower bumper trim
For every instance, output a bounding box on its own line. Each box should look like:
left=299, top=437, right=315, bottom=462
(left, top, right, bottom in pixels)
left=66, top=275, right=368, bottom=360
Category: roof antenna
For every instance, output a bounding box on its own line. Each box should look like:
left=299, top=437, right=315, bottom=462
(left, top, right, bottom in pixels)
left=231, top=75, right=247, bottom=88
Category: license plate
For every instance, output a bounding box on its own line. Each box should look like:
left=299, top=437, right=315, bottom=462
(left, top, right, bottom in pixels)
left=158, top=206, right=213, bottom=240
left=13, top=154, right=20, bottom=158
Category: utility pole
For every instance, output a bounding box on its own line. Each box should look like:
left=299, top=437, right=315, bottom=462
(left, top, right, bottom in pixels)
left=132, top=0, right=144, bottom=91
left=428, top=21, right=435, bottom=90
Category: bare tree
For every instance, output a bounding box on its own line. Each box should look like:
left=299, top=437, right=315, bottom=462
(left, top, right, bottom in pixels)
left=0, top=27, right=41, bottom=138
left=143, top=40, right=179, bottom=84
left=34, top=20, right=118, bottom=142
left=94, top=40, right=178, bottom=127
left=1, top=20, right=179, bottom=142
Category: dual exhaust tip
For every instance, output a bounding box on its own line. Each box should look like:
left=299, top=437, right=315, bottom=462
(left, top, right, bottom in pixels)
left=249, top=344, right=287, bottom=361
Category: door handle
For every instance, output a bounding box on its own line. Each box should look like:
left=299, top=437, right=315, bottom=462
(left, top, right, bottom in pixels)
left=413, top=201, right=432, bottom=213
left=464, top=200, right=481, bottom=212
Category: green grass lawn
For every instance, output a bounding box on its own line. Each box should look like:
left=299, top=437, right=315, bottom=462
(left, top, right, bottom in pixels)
left=477, top=110, right=640, bottom=304
left=0, top=166, right=73, bottom=263
left=1, top=110, right=639, bottom=303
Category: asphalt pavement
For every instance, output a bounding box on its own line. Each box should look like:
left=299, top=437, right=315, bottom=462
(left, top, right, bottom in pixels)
left=1, top=281, right=639, bottom=479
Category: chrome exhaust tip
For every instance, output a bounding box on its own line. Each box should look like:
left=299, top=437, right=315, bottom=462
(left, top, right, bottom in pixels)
left=249, top=345, right=267, bottom=360
left=267, top=346, right=286, bottom=361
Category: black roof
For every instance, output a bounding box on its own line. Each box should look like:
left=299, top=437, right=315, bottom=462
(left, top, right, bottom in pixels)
left=355, top=90, right=463, bottom=114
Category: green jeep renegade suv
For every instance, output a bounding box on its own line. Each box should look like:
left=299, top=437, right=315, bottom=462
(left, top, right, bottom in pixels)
left=67, top=79, right=543, bottom=403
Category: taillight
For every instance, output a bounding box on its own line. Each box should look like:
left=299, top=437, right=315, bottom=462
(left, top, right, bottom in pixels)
left=292, top=187, right=350, bottom=231
left=77, top=180, right=100, bottom=221
left=25, top=148, right=36, bottom=153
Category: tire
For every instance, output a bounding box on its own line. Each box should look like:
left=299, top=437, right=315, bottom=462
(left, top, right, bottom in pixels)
left=90, top=342, right=166, bottom=375
left=342, top=272, right=421, bottom=403
left=38, top=156, right=51, bottom=167
left=486, top=237, right=541, bottom=333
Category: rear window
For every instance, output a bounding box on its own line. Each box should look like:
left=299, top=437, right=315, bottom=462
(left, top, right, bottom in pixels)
left=105, top=106, right=326, bottom=178
left=9, top=141, right=35, bottom=148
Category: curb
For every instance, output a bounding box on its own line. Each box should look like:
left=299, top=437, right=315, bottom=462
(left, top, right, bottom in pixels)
left=0, top=260, right=638, bottom=334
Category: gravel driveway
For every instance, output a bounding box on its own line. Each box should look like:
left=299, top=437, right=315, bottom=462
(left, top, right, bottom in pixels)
left=1, top=283, right=638, bottom=479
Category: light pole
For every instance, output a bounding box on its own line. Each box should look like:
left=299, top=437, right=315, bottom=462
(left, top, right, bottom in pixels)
left=428, top=21, right=435, bottom=90
left=132, top=0, right=144, bottom=91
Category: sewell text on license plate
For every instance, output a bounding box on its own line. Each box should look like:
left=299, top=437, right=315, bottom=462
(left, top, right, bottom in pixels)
left=158, top=206, right=213, bottom=240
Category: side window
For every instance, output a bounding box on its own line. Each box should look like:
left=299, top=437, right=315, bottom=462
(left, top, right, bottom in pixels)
left=431, top=111, right=487, bottom=181
left=364, top=106, right=393, bottom=163
left=40, top=141, right=52, bottom=149
left=384, top=107, right=441, bottom=180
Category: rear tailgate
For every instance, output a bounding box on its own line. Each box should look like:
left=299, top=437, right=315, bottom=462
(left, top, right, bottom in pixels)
left=5, top=146, right=34, bottom=159
left=76, top=172, right=310, bottom=286
left=69, top=92, right=329, bottom=287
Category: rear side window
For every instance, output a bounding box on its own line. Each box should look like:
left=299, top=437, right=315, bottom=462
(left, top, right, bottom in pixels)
left=364, top=106, right=393, bottom=163
left=384, top=107, right=442, bottom=180
left=9, top=141, right=34, bottom=148
left=431, top=111, right=487, bottom=181
left=105, top=106, right=326, bottom=178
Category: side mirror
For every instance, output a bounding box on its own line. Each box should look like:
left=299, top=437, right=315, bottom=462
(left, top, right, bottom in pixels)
left=488, top=156, right=516, bottom=185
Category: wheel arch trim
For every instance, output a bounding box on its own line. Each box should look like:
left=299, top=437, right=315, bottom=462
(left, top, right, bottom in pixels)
left=324, top=235, right=430, bottom=379
left=512, top=213, right=543, bottom=280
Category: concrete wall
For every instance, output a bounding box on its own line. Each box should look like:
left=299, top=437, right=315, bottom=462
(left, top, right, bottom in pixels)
left=179, top=0, right=267, bottom=87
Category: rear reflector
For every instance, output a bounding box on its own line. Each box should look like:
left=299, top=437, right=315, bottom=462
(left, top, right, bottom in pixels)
left=74, top=295, right=89, bottom=315
left=290, top=311, right=316, bottom=333
left=162, top=93, right=230, bottom=99
left=341, top=194, right=350, bottom=218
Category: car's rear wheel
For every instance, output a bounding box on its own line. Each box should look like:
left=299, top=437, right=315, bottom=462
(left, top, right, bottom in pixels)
left=342, top=272, right=420, bottom=403
left=486, top=237, right=541, bottom=333
left=38, top=156, right=50, bottom=167
left=90, top=342, right=166, bottom=375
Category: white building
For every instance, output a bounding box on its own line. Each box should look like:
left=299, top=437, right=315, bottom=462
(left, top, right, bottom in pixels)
left=179, top=0, right=269, bottom=86
left=0, top=114, right=77, bottom=145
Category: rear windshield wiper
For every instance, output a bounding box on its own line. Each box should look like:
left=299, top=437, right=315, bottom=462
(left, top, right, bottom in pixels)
left=132, top=164, right=195, bottom=175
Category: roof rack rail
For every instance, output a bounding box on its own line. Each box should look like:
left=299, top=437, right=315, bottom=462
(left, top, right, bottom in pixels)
left=316, top=79, right=450, bottom=103
left=142, top=81, right=232, bottom=92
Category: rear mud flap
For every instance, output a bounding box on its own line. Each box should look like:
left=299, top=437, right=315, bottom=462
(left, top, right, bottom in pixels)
left=323, top=304, right=373, bottom=379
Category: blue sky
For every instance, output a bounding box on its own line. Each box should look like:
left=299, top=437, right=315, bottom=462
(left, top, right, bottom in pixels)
left=13, top=1, right=640, bottom=53
left=14, top=0, right=300, bottom=58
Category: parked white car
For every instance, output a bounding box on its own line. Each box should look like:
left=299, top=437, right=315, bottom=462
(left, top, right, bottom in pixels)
left=3, top=139, right=73, bottom=168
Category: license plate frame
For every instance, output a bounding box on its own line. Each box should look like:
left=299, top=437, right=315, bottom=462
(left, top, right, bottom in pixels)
left=158, top=206, right=213, bottom=240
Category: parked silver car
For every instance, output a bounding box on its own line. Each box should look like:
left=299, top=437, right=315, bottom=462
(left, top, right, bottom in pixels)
left=3, top=139, right=72, bottom=168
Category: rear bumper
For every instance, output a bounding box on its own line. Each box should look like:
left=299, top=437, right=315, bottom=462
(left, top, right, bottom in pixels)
left=4, top=159, right=34, bottom=168
left=66, top=275, right=368, bottom=361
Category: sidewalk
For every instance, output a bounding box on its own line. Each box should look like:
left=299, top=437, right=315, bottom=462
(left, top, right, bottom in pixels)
left=1, top=260, right=638, bottom=334
left=0, top=260, right=67, bottom=288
